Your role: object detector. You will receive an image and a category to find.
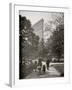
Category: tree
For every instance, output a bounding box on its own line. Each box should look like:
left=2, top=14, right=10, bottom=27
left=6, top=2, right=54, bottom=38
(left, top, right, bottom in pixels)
left=38, top=38, right=48, bottom=59
left=19, top=15, right=40, bottom=79
left=49, top=24, right=64, bottom=61
left=45, top=13, right=64, bottom=61
left=19, top=15, right=31, bottom=63
left=19, top=15, right=40, bottom=63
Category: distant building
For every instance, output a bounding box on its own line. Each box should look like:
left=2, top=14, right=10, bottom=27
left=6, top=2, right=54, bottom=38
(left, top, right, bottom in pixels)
left=32, top=18, right=53, bottom=42
left=32, top=18, right=44, bottom=41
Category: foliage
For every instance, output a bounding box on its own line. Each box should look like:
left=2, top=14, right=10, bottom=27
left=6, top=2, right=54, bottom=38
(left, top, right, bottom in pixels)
left=46, top=24, right=64, bottom=61
left=52, top=24, right=64, bottom=59
left=19, top=15, right=40, bottom=63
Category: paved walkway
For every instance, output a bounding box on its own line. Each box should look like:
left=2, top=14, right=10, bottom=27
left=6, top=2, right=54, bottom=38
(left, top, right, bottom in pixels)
left=25, top=66, right=61, bottom=79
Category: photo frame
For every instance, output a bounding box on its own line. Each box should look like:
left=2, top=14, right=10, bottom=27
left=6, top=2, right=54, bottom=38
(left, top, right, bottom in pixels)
left=9, top=3, right=70, bottom=87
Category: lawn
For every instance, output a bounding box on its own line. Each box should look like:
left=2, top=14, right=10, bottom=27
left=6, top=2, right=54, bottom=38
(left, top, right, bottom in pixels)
left=19, top=63, right=35, bottom=79
left=53, top=63, right=64, bottom=77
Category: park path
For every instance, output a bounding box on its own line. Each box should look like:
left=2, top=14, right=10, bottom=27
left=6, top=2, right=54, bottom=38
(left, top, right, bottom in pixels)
left=25, top=66, right=60, bottom=79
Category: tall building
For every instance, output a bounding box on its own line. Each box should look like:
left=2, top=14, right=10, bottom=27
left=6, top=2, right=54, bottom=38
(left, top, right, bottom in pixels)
left=32, top=18, right=53, bottom=42
left=32, top=18, right=44, bottom=41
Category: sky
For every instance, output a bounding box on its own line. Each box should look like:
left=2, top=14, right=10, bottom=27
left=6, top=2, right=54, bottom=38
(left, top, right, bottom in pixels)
left=19, top=10, right=64, bottom=26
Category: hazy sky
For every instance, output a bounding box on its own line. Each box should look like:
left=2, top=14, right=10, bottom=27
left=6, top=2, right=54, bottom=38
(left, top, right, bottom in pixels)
left=19, top=10, right=63, bottom=26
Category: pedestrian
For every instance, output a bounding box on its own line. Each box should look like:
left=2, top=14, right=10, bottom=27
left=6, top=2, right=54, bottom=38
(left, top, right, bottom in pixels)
left=46, top=59, right=50, bottom=70
left=43, top=65, right=46, bottom=73
left=38, top=58, right=42, bottom=74
left=34, top=61, right=37, bottom=72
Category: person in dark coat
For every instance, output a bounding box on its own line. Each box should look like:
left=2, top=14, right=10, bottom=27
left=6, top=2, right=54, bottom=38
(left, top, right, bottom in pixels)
left=38, top=58, right=42, bottom=74
left=43, top=65, right=46, bottom=73
left=46, top=56, right=51, bottom=70
left=46, top=60, right=49, bottom=70
left=34, top=61, right=37, bottom=72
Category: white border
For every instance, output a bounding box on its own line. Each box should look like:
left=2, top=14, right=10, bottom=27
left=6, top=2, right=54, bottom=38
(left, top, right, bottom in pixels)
left=10, top=3, right=70, bottom=87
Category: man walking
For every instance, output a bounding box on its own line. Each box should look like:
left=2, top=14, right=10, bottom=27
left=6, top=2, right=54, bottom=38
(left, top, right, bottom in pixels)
left=46, top=57, right=51, bottom=70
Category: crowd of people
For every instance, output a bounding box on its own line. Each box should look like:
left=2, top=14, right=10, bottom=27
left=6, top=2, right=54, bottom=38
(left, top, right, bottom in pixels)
left=33, top=57, right=51, bottom=74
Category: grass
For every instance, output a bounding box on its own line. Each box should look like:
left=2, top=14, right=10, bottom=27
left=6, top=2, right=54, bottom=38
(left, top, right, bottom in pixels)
left=53, top=64, right=64, bottom=76
left=19, top=63, right=34, bottom=79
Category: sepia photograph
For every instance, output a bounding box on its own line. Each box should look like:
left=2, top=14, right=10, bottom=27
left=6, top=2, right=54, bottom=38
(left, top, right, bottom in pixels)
left=19, top=10, right=64, bottom=79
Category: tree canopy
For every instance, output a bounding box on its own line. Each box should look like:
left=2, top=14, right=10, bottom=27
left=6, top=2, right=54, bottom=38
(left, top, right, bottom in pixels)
left=46, top=24, right=64, bottom=61
left=19, top=15, right=40, bottom=63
